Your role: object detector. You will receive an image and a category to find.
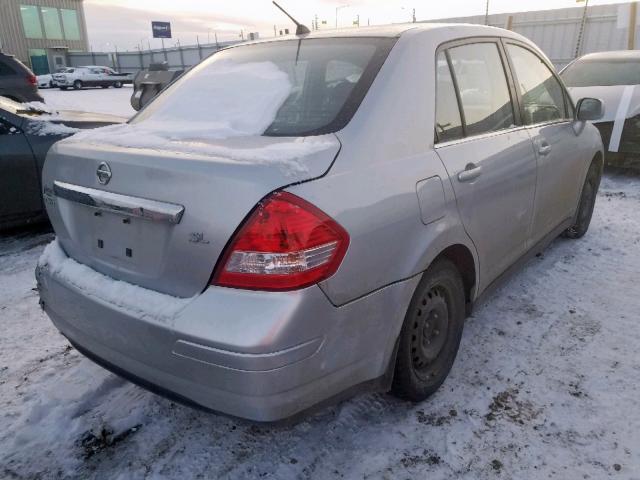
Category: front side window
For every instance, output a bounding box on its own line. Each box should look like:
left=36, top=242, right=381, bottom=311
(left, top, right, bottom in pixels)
left=506, top=44, right=567, bottom=125
left=435, top=52, right=463, bottom=143
left=20, top=5, right=43, bottom=39
left=133, top=38, right=396, bottom=137
left=448, top=43, right=515, bottom=137
left=41, top=7, right=63, bottom=40
left=61, top=9, right=81, bottom=40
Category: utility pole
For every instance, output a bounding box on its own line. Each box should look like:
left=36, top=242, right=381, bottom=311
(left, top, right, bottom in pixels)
left=575, top=0, right=590, bottom=58
left=484, top=0, right=490, bottom=25
left=314, top=14, right=319, bottom=30
left=336, top=5, right=348, bottom=29
left=412, top=8, right=416, bottom=23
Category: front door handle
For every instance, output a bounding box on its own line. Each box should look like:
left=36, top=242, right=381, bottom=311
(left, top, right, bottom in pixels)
left=458, top=163, right=482, bottom=182
left=537, top=140, right=552, bottom=156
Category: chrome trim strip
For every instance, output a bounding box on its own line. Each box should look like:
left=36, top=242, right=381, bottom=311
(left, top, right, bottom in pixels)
left=53, top=181, right=185, bottom=224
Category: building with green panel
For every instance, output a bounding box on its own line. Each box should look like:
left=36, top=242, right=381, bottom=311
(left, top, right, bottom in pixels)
left=0, top=0, right=89, bottom=75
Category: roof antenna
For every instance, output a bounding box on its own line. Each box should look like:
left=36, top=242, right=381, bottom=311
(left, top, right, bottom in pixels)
left=272, top=1, right=311, bottom=35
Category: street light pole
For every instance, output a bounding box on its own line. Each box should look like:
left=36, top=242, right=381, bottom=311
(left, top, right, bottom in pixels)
left=484, top=0, right=490, bottom=25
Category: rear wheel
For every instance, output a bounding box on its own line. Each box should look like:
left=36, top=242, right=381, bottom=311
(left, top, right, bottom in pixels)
left=101, top=85, right=109, bottom=89
left=563, top=161, right=601, bottom=239
left=73, top=80, right=82, bottom=90
left=391, top=259, right=466, bottom=402
left=113, top=81, right=123, bottom=88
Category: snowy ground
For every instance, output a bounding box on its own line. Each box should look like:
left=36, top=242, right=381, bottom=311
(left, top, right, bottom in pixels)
left=1, top=173, right=639, bottom=479
left=41, top=86, right=136, bottom=118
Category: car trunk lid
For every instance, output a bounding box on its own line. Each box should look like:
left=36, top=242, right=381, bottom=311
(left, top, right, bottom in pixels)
left=42, top=134, right=340, bottom=298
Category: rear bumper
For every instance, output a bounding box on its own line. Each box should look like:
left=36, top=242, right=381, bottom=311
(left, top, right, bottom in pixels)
left=36, top=245, right=417, bottom=421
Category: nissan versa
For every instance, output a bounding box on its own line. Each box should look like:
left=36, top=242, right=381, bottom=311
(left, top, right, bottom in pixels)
left=36, top=24, right=604, bottom=421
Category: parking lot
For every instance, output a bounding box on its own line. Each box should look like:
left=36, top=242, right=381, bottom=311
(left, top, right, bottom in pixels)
left=1, top=86, right=639, bottom=478
left=41, top=85, right=136, bottom=118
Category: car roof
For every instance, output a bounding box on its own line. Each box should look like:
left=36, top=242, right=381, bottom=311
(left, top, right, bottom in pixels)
left=240, top=22, right=527, bottom=45
left=577, top=50, right=640, bottom=61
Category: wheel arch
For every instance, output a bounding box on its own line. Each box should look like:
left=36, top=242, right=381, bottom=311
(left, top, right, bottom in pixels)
left=433, top=244, right=477, bottom=314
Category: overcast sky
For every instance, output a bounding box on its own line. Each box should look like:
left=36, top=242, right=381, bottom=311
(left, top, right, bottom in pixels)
left=84, top=0, right=627, bottom=51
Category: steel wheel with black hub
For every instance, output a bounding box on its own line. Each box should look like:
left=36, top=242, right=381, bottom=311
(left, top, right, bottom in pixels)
left=563, top=160, right=601, bottom=239
left=391, top=258, right=466, bottom=401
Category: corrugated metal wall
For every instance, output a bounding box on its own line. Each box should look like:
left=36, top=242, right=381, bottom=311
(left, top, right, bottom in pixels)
left=66, top=42, right=240, bottom=74
left=0, top=0, right=89, bottom=65
left=428, top=1, right=639, bottom=69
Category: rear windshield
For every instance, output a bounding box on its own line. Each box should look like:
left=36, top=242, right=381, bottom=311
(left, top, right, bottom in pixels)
left=132, top=37, right=396, bottom=137
left=561, top=59, right=640, bottom=87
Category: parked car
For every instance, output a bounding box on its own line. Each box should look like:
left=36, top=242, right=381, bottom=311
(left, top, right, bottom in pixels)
left=0, top=52, right=43, bottom=103
left=37, top=67, right=73, bottom=88
left=561, top=50, right=640, bottom=168
left=37, top=24, right=604, bottom=422
left=0, top=96, right=125, bottom=230
left=53, top=66, right=132, bottom=90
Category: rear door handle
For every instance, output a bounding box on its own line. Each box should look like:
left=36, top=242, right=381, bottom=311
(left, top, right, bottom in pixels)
left=458, top=163, right=482, bottom=183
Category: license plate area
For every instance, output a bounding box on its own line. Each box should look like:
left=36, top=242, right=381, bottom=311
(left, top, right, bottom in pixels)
left=60, top=201, right=172, bottom=277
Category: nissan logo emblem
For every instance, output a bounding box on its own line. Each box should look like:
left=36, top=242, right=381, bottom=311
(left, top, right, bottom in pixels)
left=96, top=162, right=112, bottom=185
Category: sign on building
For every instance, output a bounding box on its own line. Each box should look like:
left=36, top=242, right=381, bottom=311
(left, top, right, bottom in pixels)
left=152, top=21, right=172, bottom=39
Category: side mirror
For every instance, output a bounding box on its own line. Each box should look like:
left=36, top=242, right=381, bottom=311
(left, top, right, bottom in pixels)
left=576, top=97, right=604, bottom=122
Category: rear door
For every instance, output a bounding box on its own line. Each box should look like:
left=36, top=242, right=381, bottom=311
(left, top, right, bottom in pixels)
left=434, top=40, right=538, bottom=290
left=503, top=42, right=584, bottom=242
left=0, top=117, right=42, bottom=221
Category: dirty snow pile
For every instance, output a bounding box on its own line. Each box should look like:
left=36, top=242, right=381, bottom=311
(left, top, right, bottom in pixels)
left=1, top=173, right=640, bottom=479
left=64, top=61, right=333, bottom=172
left=37, top=239, right=193, bottom=325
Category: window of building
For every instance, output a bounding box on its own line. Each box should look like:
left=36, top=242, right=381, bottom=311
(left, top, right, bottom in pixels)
left=28, top=49, right=49, bottom=75
left=20, top=5, right=43, bottom=39
left=61, top=9, right=81, bottom=41
left=41, top=7, right=63, bottom=40
left=435, top=52, right=464, bottom=143
left=448, top=43, right=515, bottom=137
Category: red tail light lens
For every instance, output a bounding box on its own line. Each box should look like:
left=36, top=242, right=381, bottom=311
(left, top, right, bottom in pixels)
left=212, top=192, right=349, bottom=291
left=26, top=74, right=37, bottom=86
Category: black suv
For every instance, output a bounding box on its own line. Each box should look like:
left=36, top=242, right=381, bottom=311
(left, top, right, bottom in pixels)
left=0, top=52, right=44, bottom=103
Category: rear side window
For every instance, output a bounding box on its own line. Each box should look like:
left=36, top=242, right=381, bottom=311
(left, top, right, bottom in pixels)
left=0, top=61, right=16, bottom=76
left=506, top=44, right=567, bottom=125
left=448, top=43, right=515, bottom=137
left=435, top=52, right=463, bottom=143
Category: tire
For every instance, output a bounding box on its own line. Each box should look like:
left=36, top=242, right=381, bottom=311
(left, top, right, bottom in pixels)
left=101, top=85, right=109, bottom=89
left=563, top=161, right=601, bottom=239
left=73, top=80, right=82, bottom=90
left=391, top=259, right=466, bottom=402
left=113, top=81, right=123, bottom=88
left=59, top=86, right=68, bottom=91
left=49, top=80, right=54, bottom=88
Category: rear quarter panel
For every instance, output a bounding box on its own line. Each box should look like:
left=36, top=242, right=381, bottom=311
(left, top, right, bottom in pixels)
left=288, top=29, right=479, bottom=307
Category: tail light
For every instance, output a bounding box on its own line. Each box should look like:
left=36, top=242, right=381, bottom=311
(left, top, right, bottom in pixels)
left=26, top=74, right=37, bottom=86
left=212, top=191, right=349, bottom=291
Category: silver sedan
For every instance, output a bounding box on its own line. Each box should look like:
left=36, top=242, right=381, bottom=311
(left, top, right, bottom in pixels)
left=36, top=23, right=604, bottom=421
